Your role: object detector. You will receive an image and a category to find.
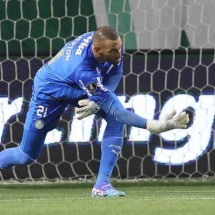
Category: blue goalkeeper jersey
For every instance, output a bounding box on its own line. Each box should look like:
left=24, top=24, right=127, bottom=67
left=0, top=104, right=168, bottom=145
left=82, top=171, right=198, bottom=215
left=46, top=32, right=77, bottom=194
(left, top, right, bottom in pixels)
left=34, top=32, right=146, bottom=128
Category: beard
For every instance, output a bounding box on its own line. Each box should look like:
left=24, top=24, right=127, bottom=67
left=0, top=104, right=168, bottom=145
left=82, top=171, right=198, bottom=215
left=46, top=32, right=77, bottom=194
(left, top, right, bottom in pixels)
left=100, top=52, right=121, bottom=65
left=105, top=56, right=120, bottom=65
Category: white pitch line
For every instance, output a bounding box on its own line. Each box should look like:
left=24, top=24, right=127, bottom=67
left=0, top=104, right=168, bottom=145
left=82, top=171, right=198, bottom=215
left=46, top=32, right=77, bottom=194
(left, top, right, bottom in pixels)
left=142, top=197, right=215, bottom=201
left=0, top=197, right=89, bottom=202
left=131, top=190, right=215, bottom=193
left=0, top=196, right=215, bottom=202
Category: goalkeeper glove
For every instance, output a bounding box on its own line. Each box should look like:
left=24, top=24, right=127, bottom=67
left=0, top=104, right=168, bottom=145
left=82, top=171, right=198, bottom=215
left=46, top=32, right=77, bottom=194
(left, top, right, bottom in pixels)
left=76, top=99, right=100, bottom=120
left=146, top=110, right=189, bottom=134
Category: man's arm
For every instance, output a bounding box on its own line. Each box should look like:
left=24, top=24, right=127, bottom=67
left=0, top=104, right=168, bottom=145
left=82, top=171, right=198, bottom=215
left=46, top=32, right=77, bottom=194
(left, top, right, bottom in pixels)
left=102, top=61, right=123, bottom=92
left=75, top=69, right=189, bottom=133
left=76, top=93, right=189, bottom=134
left=102, top=72, right=122, bottom=92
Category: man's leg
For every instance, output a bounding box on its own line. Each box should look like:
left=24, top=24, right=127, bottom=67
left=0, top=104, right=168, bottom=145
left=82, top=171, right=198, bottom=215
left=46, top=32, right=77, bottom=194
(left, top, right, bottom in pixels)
left=0, top=97, right=67, bottom=169
left=0, top=129, right=47, bottom=169
left=92, top=112, right=125, bottom=197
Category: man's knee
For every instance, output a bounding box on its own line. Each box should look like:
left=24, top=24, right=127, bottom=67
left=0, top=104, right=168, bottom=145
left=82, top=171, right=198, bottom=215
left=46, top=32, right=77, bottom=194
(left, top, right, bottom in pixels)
left=15, top=147, right=36, bottom=165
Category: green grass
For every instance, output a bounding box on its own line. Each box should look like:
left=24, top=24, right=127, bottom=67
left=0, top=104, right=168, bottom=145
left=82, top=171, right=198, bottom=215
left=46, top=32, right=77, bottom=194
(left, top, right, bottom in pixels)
left=0, top=183, right=215, bottom=215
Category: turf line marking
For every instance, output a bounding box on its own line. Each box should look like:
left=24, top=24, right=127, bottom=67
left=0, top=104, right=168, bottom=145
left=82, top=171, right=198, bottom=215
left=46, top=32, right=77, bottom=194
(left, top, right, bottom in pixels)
left=131, top=190, right=215, bottom=193
left=0, top=196, right=215, bottom=202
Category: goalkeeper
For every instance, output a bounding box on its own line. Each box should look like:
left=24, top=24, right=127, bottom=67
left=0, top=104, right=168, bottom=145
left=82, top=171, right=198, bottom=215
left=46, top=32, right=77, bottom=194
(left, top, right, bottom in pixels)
left=0, top=26, right=189, bottom=197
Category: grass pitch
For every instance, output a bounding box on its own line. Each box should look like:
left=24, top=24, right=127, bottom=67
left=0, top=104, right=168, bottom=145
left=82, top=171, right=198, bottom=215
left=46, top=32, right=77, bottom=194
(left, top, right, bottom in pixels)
left=0, top=182, right=215, bottom=215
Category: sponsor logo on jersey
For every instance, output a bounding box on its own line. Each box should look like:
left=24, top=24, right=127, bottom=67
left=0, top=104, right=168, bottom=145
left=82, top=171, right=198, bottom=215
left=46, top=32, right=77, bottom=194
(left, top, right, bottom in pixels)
left=86, top=82, right=97, bottom=92
left=96, top=77, right=107, bottom=92
left=75, top=35, right=93, bottom=56
left=34, top=120, right=45, bottom=129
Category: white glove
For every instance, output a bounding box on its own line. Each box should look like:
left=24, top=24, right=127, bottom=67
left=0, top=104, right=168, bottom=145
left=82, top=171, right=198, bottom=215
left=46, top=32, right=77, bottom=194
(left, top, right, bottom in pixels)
left=76, top=99, right=100, bottom=120
left=146, top=110, right=189, bottom=134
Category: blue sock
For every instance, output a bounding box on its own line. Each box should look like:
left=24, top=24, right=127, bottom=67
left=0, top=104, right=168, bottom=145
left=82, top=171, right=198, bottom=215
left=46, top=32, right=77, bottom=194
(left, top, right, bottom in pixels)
left=95, top=136, right=123, bottom=188
left=89, top=111, right=124, bottom=188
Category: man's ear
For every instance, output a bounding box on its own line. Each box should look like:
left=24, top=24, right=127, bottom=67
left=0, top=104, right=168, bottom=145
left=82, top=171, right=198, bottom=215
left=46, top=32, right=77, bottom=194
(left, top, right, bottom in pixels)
left=93, top=46, right=102, bottom=55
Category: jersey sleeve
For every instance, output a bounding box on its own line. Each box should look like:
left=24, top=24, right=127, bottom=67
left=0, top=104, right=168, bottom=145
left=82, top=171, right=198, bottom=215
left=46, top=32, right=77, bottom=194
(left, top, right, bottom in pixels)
left=75, top=66, right=147, bottom=128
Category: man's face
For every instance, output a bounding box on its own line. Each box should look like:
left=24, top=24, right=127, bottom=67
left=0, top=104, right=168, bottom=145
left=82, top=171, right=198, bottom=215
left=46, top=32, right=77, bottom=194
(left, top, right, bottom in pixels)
left=100, top=37, right=122, bottom=65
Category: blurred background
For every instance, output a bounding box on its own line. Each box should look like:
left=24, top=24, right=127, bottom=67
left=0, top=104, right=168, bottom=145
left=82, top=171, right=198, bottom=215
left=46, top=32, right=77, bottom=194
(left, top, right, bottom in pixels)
left=0, top=0, right=215, bottom=182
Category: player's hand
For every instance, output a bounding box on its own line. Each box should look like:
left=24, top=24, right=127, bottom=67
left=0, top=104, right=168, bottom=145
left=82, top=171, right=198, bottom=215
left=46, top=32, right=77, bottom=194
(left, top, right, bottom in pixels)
left=76, top=99, right=100, bottom=120
left=146, top=110, right=189, bottom=134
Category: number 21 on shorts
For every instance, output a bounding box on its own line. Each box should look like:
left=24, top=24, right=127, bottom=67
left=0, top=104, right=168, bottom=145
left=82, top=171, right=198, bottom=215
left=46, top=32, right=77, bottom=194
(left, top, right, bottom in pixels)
left=37, top=105, right=48, bottom=117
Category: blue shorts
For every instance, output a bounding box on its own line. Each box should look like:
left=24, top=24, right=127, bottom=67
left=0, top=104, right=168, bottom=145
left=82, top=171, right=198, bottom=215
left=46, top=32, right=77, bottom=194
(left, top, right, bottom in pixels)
left=25, top=97, right=68, bottom=132
left=20, top=95, right=69, bottom=159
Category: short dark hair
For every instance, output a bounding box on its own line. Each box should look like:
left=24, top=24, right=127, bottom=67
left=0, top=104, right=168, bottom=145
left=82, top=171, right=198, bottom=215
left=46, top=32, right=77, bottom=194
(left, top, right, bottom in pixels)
left=93, top=26, right=119, bottom=42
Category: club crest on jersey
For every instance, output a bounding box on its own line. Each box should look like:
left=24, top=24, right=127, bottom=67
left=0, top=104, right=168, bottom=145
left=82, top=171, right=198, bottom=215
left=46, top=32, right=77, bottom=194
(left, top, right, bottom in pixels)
left=34, top=120, right=44, bottom=129
left=86, top=82, right=97, bottom=92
